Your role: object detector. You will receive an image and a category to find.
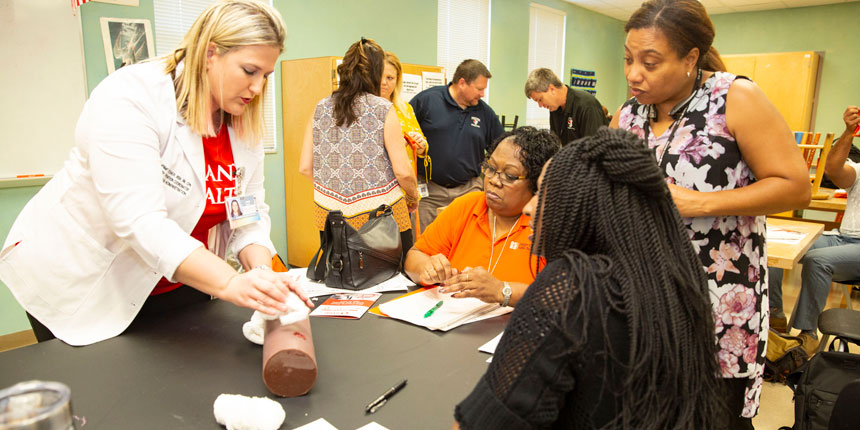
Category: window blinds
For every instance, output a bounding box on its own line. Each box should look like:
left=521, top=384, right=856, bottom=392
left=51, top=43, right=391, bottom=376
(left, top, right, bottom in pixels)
left=437, top=0, right=492, bottom=102
left=526, top=3, right=566, bottom=129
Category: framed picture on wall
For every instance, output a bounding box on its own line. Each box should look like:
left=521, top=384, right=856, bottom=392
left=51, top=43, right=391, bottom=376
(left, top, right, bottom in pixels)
left=99, top=17, right=154, bottom=74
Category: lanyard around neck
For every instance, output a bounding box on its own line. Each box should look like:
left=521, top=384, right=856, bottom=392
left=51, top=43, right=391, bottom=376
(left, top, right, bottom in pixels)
left=488, top=213, right=520, bottom=275
left=643, top=68, right=703, bottom=169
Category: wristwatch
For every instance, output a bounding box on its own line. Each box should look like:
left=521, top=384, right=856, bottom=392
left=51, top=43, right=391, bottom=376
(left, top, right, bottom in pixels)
left=501, top=282, right=512, bottom=307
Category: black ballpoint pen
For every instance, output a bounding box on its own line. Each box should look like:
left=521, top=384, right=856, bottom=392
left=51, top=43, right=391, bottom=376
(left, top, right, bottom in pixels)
left=365, top=379, right=407, bottom=414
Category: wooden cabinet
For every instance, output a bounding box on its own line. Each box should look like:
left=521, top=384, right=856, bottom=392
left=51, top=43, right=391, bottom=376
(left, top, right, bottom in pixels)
left=281, top=57, right=444, bottom=266
left=722, top=51, right=820, bottom=131
left=281, top=57, right=338, bottom=267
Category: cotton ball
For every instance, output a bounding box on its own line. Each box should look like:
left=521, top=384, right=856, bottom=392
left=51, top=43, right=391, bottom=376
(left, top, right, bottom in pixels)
left=213, top=393, right=285, bottom=430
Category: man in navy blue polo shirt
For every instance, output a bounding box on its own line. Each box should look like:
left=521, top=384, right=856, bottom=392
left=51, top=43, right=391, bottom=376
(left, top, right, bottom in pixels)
left=410, top=59, right=504, bottom=232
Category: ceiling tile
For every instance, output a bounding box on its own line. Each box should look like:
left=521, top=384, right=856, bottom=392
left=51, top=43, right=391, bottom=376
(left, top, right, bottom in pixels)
left=565, top=0, right=607, bottom=7
left=718, top=0, right=769, bottom=5
left=606, top=10, right=632, bottom=21
left=733, top=2, right=788, bottom=11
left=566, top=0, right=855, bottom=21
left=783, top=0, right=844, bottom=7
left=704, top=5, right=736, bottom=14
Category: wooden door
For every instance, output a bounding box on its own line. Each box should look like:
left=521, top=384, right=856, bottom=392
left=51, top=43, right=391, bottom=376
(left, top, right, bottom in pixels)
left=721, top=51, right=819, bottom=131
left=722, top=55, right=756, bottom=78
left=282, top=57, right=338, bottom=266
left=752, top=52, right=818, bottom=131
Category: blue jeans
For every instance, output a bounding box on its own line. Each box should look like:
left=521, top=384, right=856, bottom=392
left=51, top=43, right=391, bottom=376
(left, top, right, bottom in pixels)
left=769, top=233, right=860, bottom=331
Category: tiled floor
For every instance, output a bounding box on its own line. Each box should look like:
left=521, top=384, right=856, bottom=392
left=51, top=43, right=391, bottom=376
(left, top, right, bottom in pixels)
left=752, top=268, right=858, bottom=429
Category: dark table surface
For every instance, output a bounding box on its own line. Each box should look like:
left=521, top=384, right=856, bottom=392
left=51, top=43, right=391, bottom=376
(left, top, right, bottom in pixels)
left=0, top=294, right=509, bottom=430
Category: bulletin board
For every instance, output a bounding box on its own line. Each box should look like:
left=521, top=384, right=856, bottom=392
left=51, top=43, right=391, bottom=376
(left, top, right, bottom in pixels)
left=0, top=0, right=88, bottom=180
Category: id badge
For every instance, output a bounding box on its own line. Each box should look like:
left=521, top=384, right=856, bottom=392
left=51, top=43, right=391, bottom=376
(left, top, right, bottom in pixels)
left=225, top=195, right=261, bottom=229
left=418, top=183, right=430, bottom=198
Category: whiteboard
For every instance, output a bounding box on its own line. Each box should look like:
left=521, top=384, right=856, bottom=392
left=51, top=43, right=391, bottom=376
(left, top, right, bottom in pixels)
left=0, top=0, right=88, bottom=179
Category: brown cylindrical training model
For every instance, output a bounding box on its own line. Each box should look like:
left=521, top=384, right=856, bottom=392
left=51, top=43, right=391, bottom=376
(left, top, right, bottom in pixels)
left=262, top=317, right=317, bottom=397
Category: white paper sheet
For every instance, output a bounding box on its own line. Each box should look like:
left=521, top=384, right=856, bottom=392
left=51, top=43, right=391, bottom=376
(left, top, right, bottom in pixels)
left=356, top=423, right=390, bottom=430
left=292, top=418, right=339, bottom=430
left=288, top=268, right=413, bottom=298
left=768, top=227, right=806, bottom=245
left=401, top=73, right=422, bottom=102
left=421, top=71, right=445, bottom=90
left=478, top=331, right=504, bottom=354
left=378, top=287, right=511, bottom=331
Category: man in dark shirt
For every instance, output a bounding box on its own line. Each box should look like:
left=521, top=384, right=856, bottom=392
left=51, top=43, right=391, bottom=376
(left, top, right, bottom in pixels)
left=525, top=68, right=608, bottom=146
left=410, top=59, right=504, bottom=231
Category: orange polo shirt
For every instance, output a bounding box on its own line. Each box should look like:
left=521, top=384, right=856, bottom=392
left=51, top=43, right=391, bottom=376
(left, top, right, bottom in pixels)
left=414, top=192, right=542, bottom=285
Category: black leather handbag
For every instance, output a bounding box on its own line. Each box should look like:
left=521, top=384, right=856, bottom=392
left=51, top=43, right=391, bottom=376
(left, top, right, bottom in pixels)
left=307, top=205, right=402, bottom=290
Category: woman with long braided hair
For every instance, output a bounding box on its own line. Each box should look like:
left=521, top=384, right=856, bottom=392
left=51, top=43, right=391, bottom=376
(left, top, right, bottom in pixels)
left=454, top=128, right=724, bottom=429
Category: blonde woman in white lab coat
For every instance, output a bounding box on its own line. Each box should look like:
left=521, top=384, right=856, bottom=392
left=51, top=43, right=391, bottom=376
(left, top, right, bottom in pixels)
left=0, top=0, right=311, bottom=346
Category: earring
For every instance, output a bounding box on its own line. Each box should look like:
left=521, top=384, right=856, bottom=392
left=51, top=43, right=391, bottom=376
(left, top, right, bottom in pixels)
left=687, top=71, right=691, bottom=78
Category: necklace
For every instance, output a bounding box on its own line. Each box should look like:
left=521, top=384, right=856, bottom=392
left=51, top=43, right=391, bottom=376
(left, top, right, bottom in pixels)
left=488, top=212, right=521, bottom=275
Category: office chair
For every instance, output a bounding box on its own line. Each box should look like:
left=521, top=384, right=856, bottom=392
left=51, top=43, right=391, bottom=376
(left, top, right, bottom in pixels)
left=817, top=308, right=860, bottom=353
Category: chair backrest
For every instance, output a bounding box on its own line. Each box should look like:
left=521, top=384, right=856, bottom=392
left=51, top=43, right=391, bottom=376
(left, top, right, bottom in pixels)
left=500, top=115, right=518, bottom=131
left=829, top=379, right=860, bottom=430
left=794, top=131, right=836, bottom=200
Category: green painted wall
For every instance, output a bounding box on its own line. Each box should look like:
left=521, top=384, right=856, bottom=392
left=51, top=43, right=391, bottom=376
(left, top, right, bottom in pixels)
left=1, top=0, right=625, bottom=337
left=711, top=2, right=860, bottom=134
left=0, top=186, right=41, bottom=333
left=489, top=0, right=627, bottom=122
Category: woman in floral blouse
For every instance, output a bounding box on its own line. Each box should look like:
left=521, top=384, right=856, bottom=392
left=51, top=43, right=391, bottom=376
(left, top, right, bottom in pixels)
left=611, top=1, right=810, bottom=428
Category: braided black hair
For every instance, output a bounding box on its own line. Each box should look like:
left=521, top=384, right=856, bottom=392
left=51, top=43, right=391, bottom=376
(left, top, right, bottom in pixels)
left=534, top=127, right=724, bottom=428
left=488, top=126, right=562, bottom=193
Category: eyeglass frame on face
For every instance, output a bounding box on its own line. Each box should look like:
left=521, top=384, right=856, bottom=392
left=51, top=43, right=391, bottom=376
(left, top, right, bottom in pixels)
left=481, top=160, right=527, bottom=186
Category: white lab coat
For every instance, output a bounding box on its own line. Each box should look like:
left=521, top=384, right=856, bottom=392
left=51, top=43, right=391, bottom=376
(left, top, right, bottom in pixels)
left=0, top=61, right=276, bottom=346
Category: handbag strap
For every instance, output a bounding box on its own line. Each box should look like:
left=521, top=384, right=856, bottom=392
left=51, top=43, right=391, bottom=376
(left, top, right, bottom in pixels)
left=308, top=211, right=339, bottom=280
left=827, top=335, right=860, bottom=352
left=328, top=214, right=347, bottom=273
left=307, top=246, right=326, bottom=280
left=367, top=204, right=393, bottom=220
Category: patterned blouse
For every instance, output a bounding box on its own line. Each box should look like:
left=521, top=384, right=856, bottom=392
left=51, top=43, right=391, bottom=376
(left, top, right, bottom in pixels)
left=311, top=93, right=410, bottom=232
left=617, top=72, right=767, bottom=418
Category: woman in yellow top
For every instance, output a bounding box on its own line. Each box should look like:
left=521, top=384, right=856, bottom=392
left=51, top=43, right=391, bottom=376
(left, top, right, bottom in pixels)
left=380, top=52, right=430, bottom=181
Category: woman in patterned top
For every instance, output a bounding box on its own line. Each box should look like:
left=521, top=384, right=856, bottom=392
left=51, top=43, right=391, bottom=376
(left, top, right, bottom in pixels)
left=610, top=0, right=810, bottom=427
left=300, top=38, right=420, bottom=257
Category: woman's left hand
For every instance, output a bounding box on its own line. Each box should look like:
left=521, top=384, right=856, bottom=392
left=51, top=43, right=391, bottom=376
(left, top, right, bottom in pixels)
left=407, top=131, right=427, bottom=156
left=667, top=183, right=707, bottom=217
left=438, top=266, right=503, bottom=305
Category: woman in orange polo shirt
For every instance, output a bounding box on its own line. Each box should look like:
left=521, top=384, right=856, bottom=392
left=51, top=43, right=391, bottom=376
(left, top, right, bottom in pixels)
left=403, top=127, right=560, bottom=306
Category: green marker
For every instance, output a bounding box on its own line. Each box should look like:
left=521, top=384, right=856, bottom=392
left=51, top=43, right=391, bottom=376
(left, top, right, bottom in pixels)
left=424, top=301, right=444, bottom=318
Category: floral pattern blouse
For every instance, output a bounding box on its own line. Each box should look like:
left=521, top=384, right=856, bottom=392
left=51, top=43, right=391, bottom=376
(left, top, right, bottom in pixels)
left=617, top=72, right=767, bottom=418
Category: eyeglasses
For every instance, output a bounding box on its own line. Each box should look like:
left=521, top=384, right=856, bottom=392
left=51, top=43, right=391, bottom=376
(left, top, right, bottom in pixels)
left=481, top=161, right=527, bottom=186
